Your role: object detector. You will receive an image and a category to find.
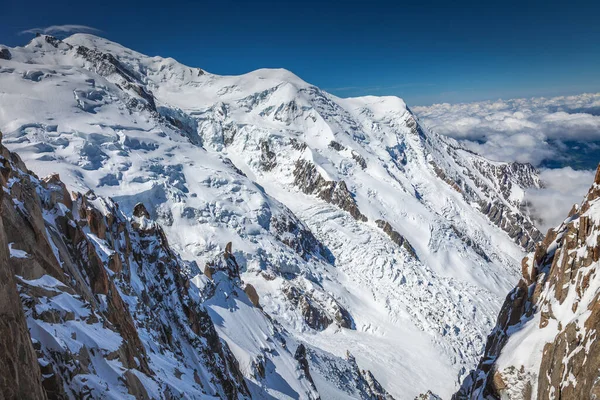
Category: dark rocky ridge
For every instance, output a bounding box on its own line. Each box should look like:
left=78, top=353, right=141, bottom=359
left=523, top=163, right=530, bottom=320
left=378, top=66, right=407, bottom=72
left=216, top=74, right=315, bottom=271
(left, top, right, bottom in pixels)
left=75, top=44, right=158, bottom=113
left=454, top=163, right=600, bottom=399
left=477, top=198, right=543, bottom=251
left=427, top=141, right=543, bottom=252
left=282, top=283, right=354, bottom=331
left=376, top=219, right=418, bottom=259
left=403, top=114, right=543, bottom=252
left=0, top=168, right=46, bottom=398
left=462, top=157, right=543, bottom=251
left=294, top=159, right=368, bottom=222
left=0, top=47, right=11, bottom=60
left=0, top=137, right=250, bottom=399
left=270, top=209, right=334, bottom=262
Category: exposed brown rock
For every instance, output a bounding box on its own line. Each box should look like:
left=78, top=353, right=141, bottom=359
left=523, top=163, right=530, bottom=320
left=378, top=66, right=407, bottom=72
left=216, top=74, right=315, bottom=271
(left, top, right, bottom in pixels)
left=294, top=344, right=316, bottom=390
left=443, top=152, right=543, bottom=252
left=283, top=285, right=332, bottom=330
left=108, top=252, right=123, bottom=273
left=0, top=139, right=251, bottom=399
left=270, top=211, right=332, bottom=262
left=133, top=202, right=151, bottom=219
left=124, top=370, right=151, bottom=400
left=478, top=198, right=543, bottom=252
left=0, top=189, right=47, bottom=399
left=259, top=139, right=277, bottom=171
left=204, top=263, right=215, bottom=280
left=244, top=283, right=260, bottom=307
left=294, top=159, right=367, bottom=222
left=376, top=219, right=418, bottom=259
left=430, top=161, right=462, bottom=193
left=282, top=284, right=354, bottom=331
left=455, top=163, right=600, bottom=400
left=42, top=174, right=73, bottom=210
left=351, top=151, right=367, bottom=169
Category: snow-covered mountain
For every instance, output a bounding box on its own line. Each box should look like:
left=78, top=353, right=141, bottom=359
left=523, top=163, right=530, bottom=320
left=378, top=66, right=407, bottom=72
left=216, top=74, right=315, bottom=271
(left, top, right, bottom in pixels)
left=454, top=164, right=600, bottom=399
left=0, top=33, right=544, bottom=398
left=0, top=139, right=390, bottom=399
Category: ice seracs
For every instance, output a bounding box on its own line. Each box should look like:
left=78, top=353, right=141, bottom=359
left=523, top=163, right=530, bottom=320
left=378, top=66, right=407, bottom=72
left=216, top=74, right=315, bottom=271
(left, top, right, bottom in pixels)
left=0, top=33, right=547, bottom=398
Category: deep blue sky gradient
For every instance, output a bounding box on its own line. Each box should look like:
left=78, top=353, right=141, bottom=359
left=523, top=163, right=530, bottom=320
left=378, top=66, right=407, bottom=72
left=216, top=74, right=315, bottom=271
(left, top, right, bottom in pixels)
left=2, top=0, right=599, bottom=105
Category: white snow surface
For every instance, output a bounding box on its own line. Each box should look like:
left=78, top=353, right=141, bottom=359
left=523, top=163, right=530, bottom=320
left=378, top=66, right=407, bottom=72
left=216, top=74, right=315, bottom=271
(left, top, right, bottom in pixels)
left=0, top=34, right=541, bottom=398
left=9, top=242, right=30, bottom=258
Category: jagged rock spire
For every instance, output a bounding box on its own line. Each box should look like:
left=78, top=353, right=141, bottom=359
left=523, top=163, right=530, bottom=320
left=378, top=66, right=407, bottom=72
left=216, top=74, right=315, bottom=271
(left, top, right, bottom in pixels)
left=455, top=162, right=600, bottom=399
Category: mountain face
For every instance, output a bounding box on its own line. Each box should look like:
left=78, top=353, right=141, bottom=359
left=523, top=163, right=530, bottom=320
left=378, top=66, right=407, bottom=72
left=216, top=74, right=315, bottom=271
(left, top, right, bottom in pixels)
left=0, top=138, right=394, bottom=399
left=455, top=164, right=600, bottom=399
left=0, top=34, right=544, bottom=398
left=0, top=139, right=250, bottom=399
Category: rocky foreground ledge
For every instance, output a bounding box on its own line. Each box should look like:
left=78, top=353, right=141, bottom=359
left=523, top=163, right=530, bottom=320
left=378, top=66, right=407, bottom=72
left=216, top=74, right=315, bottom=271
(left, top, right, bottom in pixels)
left=0, top=129, right=392, bottom=399
left=455, top=163, right=600, bottom=399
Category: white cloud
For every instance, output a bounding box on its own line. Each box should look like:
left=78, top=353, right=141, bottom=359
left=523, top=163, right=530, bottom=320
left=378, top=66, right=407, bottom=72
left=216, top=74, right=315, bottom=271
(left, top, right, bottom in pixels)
left=414, top=93, right=600, bottom=232
left=524, top=167, right=596, bottom=232
left=540, top=112, right=600, bottom=140
left=466, top=131, right=555, bottom=165
left=413, top=92, right=600, bottom=166
left=20, top=25, right=101, bottom=37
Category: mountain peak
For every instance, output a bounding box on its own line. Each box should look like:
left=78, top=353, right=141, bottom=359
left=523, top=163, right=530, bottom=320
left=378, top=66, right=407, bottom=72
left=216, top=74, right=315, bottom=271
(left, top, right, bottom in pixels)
left=0, top=33, right=548, bottom=398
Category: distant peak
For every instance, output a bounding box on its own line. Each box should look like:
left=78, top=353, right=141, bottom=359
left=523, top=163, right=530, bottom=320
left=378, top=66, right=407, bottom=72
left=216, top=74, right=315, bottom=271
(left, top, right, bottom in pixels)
left=26, top=33, right=71, bottom=51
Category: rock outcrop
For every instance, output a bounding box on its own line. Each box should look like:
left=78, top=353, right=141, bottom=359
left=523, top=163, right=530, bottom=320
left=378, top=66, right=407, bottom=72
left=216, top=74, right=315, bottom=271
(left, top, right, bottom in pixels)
left=427, top=146, right=543, bottom=252
left=0, top=171, right=46, bottom=399
left=455, top=163, right=600, bottom=399
left=294, top=344, right=316, bottom=390
left=376, top=219, right=417, bottom=258
left=75, top=43, right=157, bottom=113
left=0, top=139, right=249, bottom=399
left=270, top=208, right=334, bottom=262
left=415, top=391, right=443, bottom=400
left=0, top=47, right=11, bottom=60
left=282, top=283, right=354, bottom=331
left=294, top=159, right=367, bottom=222
left=477, top=198, right=542, bottom=252
left=243, top=283, right=260, bottom=307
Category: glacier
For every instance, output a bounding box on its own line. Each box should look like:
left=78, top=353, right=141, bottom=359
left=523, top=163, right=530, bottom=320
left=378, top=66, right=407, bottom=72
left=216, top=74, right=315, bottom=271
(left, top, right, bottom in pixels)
left=0, top=33, right=545, bottom=399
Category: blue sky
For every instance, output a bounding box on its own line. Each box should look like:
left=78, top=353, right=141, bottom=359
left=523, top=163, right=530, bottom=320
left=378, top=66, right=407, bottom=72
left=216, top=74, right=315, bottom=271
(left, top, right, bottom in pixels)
left=2, top=0, right=599, bottom=105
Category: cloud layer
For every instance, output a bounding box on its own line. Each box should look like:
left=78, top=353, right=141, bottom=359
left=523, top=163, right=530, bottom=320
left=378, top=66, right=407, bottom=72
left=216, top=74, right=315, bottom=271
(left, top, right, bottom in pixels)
left=20, top=25, right=101, bottom=37
left=413, top=93, right=600, bottom=166
left=524, top=168, right=596, bottom=232
left=414, top=93, right=600, bottom=233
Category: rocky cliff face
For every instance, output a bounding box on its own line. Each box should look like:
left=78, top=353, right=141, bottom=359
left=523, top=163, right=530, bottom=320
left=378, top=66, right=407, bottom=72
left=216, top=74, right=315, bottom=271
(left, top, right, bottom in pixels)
left=0, top=134, right=392, bottom=398
left=455, top=164, right=600, bottom=399
left=0, top=138, right=252, bottom=398
left=425, top=143, right=543, bottom=252
left=0, top=146, right=46, bottom=399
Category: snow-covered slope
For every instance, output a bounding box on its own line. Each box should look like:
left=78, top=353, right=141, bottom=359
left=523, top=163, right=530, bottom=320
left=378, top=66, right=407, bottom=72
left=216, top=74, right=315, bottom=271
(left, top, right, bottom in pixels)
left=0, top=139, right=391, bottom=399
left=0, top=34, right=543, bottom=398
left=454, top=164, right=600, bottom=399
left=0, top=141, right=252, bottom=399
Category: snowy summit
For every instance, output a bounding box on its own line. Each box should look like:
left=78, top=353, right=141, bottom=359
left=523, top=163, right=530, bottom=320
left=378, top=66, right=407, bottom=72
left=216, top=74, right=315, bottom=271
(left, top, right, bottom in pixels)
left=0, top=33, right=597, bottom=400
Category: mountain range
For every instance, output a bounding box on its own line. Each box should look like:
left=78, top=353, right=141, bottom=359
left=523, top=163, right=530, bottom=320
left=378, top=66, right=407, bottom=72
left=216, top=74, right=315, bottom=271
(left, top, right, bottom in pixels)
left=0, top=34, right=597, bottom=399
